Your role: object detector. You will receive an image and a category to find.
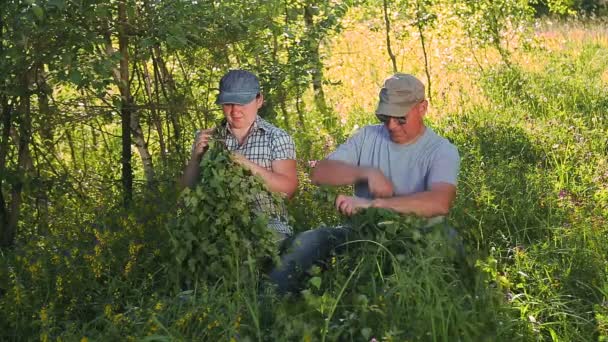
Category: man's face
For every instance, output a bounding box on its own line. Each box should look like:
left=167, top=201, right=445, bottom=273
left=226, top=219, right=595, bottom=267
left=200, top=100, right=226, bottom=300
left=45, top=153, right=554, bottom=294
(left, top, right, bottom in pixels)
left=222, top=95, right=263, bottom=130
left=382, top=100, right=427, bottom=144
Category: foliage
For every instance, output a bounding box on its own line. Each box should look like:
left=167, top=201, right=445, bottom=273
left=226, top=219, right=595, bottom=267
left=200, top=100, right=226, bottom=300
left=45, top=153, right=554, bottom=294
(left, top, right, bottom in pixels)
left=168, top=139, right=279, bottom=288
left=452, top=0, right=536, bottom=65
left=532, top=0, right=608, bottom=16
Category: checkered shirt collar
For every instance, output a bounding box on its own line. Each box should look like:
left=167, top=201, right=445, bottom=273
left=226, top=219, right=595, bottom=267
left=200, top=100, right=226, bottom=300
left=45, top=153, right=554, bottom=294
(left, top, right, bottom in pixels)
left=221, top=115, right=270, bottom=138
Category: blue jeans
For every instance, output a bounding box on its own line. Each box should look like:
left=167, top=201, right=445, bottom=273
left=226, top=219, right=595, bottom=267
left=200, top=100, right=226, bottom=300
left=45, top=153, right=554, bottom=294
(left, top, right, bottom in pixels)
left=268, top=223, right=464, bottom=295
left=268, top=226, right=350, bottom=295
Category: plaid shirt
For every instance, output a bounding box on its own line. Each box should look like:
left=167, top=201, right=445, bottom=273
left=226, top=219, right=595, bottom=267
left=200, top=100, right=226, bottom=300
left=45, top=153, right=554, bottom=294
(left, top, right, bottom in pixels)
left=203, top=116, right=296, bottom=235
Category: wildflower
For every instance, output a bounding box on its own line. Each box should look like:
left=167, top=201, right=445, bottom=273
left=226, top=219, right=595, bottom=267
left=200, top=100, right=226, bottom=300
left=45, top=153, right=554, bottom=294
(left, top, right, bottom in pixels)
left=307, top=160, right=318, bottom=168
left=40, top=307, right=48, bottom=323
left=124, top=260, right=135, bottom=276
left=104, top=304, right=113, bottom=318
left=56, top=276, right=64, bottom=297
left=154, top=302, right=163, bottom=311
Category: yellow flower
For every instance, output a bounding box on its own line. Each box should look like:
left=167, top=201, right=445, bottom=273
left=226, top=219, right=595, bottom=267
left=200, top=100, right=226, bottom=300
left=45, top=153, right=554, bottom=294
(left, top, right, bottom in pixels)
left=104, top=304, right=113, bottom=317
left=56, top=275, right=64, bottom=298
left=28, top=261, right=42, bottom=277
left=207, top=319, right=220, bottom=330
left=128, top=243, right=143, bottom=256
left=154, top=302, right=163, bottom=311
left=40, top=307, right=48, bottom=323
left=124, top=260, right=134, bottom=276
left=80, top=337, right=89, bottom=342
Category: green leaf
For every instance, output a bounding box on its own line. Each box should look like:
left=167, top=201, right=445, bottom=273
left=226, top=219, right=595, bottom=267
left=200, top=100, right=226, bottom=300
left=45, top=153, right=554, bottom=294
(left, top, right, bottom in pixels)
left=309, top=276, right=322, bottom=289
left=32, top=5, right=44, bottom=21
left=361, top=327, right=372, bottom=340
left=49, top=0, right=65, bottom=10
left=411, top=229, right=422, bottom=241
left=68, top=69, right=83, bottom=85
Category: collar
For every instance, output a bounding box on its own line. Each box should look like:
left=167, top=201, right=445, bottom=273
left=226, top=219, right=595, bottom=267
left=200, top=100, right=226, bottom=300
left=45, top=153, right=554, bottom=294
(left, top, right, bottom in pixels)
left=221, top=115, right=268, bottom=138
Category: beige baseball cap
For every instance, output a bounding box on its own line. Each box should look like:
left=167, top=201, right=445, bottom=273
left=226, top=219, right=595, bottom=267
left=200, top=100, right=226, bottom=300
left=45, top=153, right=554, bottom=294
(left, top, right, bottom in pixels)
left=375, top=73, right=425, bottom=117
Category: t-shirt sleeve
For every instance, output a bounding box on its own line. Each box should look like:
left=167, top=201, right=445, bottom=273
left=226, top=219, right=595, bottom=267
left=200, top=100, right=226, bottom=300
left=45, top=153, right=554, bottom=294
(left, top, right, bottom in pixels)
left=271, top=131, right=296, bottom=160
left=427, top=143, right=460, bottom=187
left=327, top=127, right=365, bottom=165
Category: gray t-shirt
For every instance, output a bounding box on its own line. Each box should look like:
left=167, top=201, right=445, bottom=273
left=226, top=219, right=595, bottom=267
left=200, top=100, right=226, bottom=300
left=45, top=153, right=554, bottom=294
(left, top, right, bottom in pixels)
left=328, top=125, right=460, bottom=199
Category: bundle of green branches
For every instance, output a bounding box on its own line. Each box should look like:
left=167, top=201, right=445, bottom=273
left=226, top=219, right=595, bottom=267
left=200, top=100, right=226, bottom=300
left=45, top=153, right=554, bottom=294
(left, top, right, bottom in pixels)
left=302, top=209, right=478, bottom=341
left=168, top=138, right=279, bottom=289
left=333, top=209, right=430, bottom=277
left=319, top=208, right=460, bottom=294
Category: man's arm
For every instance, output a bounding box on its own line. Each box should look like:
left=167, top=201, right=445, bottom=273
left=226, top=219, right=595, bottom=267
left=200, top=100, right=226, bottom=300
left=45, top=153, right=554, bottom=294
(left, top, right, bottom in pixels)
left=310, top=159, right=368, bottom=186
left=311, top=160, right=394, bottom=197
left=371, top=183, right=456, bottom=217
left=335, top=182, right=456, bottom=218
left=234, top=155, right=298, bottom=199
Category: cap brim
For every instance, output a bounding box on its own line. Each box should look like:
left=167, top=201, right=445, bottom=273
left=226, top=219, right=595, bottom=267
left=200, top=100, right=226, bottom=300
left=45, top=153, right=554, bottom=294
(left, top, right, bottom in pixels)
left=375, top=102, right=416, bottom=117
left=216, top=92, right=257, bottom=105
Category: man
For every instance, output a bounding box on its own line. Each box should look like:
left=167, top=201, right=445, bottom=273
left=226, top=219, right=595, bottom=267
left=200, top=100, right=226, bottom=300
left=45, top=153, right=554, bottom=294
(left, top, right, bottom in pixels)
left=313, top=72, right=459, bottom=217
left=269, top=73, right=460, bottom=294
left=180, top=69, right=298, bottom=237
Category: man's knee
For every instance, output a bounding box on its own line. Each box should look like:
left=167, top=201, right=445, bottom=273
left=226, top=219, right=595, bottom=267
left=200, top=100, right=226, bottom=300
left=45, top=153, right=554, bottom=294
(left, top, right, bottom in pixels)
left=287, top=226, right=347, bottom=253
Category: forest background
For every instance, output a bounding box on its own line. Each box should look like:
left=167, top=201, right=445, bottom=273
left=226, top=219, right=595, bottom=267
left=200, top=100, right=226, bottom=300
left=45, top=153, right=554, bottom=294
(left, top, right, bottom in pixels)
left=1, top=0, right=608, bottom=340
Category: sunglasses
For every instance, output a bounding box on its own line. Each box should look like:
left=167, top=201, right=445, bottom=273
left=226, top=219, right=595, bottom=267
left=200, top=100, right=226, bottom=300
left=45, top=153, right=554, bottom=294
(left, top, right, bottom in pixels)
left=377, top=114, right=407, bottom=125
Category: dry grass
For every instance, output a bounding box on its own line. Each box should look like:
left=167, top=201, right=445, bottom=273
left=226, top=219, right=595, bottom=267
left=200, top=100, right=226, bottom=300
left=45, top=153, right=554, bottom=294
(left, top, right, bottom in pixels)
left=320, top=11, right=608, bottom=120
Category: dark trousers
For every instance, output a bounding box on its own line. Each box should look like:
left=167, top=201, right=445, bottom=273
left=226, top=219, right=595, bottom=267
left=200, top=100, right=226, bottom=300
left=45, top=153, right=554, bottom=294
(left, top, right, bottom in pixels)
left=268, top=226, right=350, bottom=295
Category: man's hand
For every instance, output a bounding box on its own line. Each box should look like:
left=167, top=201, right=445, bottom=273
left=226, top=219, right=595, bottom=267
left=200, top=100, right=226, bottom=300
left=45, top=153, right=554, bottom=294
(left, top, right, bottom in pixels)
left=192, top=128, right=215, bottom=159
left=365, top=169, right=394, bottom=198
left=311, top=160, right=394, bottom=198
left=335, top=195, right=372, bottom=216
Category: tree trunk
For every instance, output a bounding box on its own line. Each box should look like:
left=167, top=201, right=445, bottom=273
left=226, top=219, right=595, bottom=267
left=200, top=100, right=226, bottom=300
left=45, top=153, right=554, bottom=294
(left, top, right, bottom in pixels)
left=152, top=45, right=182, bottom=156
left=141, top=60, right=167, bottom=165
left=304, top=4, right=330, bottom=118
left=0, top=97, right=13, bottom=247
left=271, top=25, right=292, bottom=130
left=415, top=2, right=432, bottom=103
left=382, top=0, right=398, bottom=73
left=35, top=72, right=52, bottom=234
left=129, top=91, right=156, bottom=188
left=2, top=75, right=33, bottom=247
left=118, top=0, right=133, bottom=206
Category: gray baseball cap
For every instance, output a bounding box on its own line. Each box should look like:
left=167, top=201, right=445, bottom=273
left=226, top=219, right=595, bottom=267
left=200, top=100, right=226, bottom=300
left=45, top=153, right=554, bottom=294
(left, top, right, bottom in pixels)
left=375, top=73, right=425, bottom=117
left=216, top=69, right=260, bottom=105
